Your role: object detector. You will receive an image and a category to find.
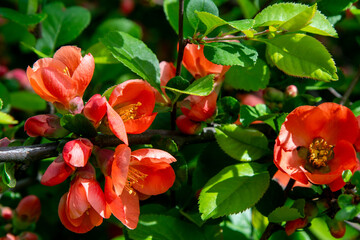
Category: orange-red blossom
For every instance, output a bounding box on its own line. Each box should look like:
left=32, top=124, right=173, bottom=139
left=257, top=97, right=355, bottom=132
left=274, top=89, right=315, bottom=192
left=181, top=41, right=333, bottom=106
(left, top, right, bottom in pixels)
left=274, top=102, right=360, bottom=192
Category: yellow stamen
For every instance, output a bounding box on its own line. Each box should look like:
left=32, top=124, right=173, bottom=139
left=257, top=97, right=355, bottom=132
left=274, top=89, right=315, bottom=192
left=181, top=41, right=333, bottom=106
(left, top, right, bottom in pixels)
left=308, top=137, right=334, bottom=168
left=115, top=102, right=142, bottom=122
left=124, top=166, right=147, bottom=195
left=63, top=67, right=71, bottom=77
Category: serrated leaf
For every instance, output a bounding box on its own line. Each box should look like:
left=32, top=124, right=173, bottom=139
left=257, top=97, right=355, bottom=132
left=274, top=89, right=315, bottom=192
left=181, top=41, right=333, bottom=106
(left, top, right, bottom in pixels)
left=35, top=2, right=90, bottom=55
left=10, top=91, right=47, bottom=111
left=60, top=114, right=97, bottom=138
left=204, top=42, right=258, bottom=67
left=225, top=59, right=270, bottom=91
left=128, top=214, right=206, bottom=240
left=279, top=4, right=317, bottom=32
left=262, top=33, right=338, bottom=81
left=165, top=76, right=190, bottom=102
left=254, top=3, right=337, bottom=37
left=228, top=19, right=255, bottom=32
left=215, top=124, right=270, bottom=161
left=268, top=206, right=302, bottom=223
left=101, top=31, right=161, bottom=93
left=0, top=112, right=18, bottom=125
left=199, top=163, right=270, bottom=220
left=102, top=85, right=118, bottom=100
left=215, top=96, right=240, bottom=124
left=165, top=74, right=214, bottom=96
left=240, top=104, right=271, bottom=127
left=186, top=0, right=219, bottom=32
left=0, top=7, right=46, bottom=26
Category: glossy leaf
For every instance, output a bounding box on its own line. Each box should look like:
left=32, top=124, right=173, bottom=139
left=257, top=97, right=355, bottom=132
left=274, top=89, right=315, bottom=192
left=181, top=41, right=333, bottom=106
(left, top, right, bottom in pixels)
left=1, top=163, right=16, bottom=188
left=199, top=163, right=270, bottom=220
left=18, top=0, right=38, bottom=15
left=254, top=3, right=337, bottom=37
left=204, top=42, right=258, bottom=67
left=262, top=34, right=338, bottom=81
left=163, top=0, right=195, bottom=37
left=215, top=124, right=270, bottom=161
left=215, top=96, right=240, bottom=124
left=60, top=114, right=98, bottom=138
left=0, top=7, right=46, bottom=26
left=165, top=74, right=214, bottom=96
left=165, top=76, right=190, bottom=102
left=225, top=59, right=270, bottom=91
left=101, top=31, right=161, bottom=93
left=268, top=206, right=303, bottom=223
left=279, top=4, right=317, bottom=32
left=0, top=112, right=18, bottom=125
left=240, top=104, right=271, bottom=127
left=87, top=42, right=118, bottom=64
left=10, top=91, right=47, bottom=111
left=186, top=0, right=219, bottom=32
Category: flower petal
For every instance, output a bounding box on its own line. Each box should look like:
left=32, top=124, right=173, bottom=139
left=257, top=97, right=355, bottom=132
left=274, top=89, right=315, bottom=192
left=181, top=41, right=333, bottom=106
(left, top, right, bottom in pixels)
left=83, top=94, right=107, bottom=127
left=131, top=148, right=177, bottom=164
left=67, top=179, right=90, bottom=219
left=81, top=179, right=110, bottom=218
left=71, top=53, right=94, bottom=97
left=63, top=138, right=93, bottom=168
left=53, top=46, right=82, bottom=75
left=106, top=103, right=128, bottom=145
left=180, top=91, right=217, bottom=122
left=124, top=113, right=157, bottom=134
left=112, top=144, right=131, bottom=196
left=41, top=155, right=75, bottom=186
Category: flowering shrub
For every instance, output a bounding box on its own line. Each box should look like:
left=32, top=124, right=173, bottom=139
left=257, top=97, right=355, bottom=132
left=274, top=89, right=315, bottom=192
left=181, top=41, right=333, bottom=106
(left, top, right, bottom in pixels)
left=1, top=0, right=360, bottom=239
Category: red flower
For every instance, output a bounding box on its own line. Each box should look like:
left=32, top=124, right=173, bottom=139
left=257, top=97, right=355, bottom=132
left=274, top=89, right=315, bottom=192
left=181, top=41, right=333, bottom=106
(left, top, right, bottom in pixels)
left=176, top=115, right=204, bottom=135
left=274, top=103, right=360, bottom=191
left=182, top=44, right=230, bottom=82
left=58, top=164, right=110, bottom=233
left=154, top=61, right=176, bottom=104
left=103, top=144, right=176, bottom=229
left=26, top=46, right=94, bottom=113
left=63, top=138, right=93, bottom=168
left=24, top=114, right=69, bottom=138
left=109, top=80, right=157, bottom=134
left=15, top=195, right=41, bottom=223
left=180, top=91, right=217, bottom=122
left=41, top=155, right=75, bottom=186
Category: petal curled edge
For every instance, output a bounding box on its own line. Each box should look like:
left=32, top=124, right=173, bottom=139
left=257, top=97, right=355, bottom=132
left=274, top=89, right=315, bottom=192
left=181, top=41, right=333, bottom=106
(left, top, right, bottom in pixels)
left=112, top=144, right=131, bottom=196
left=53, top=46, right=82, bottom=75
left=104, top=177, right=140, bottom=229
left=131, top=148, right=177, bottom=164
left=71, top=53, right=95, bottom=97
left=274, top=138, right=308, bottom=185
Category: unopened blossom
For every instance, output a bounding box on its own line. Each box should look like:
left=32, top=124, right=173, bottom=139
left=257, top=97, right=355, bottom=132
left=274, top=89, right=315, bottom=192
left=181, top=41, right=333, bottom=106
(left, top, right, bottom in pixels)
left=24, top=114, right=69, bottom=138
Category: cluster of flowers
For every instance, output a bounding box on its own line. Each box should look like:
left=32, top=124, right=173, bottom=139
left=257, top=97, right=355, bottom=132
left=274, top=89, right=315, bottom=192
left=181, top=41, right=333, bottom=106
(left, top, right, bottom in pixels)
left=0, top=195, right=41, bottom=240
left=23, top=46, right=177, bottom=233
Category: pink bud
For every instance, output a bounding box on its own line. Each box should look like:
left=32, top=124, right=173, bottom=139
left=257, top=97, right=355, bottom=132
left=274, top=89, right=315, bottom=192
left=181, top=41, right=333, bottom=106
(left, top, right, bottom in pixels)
left=5, top=69, right=31, bottom=90
left=1, top=207, right=13, bottom=220
left=285, top=85, right=298, bottom=98
left=24, top=114, right=69, bottom=138
left=0, top=233, right=16, bottom=240
left=0, top=137, right=11, bottom=147
left=176, top=115, right=204, bottom=135
left=15, top=195, right=41, bottom=223
left=63, top=138, right=93, bottom=168
left=83, top=94, right=107, bottom=127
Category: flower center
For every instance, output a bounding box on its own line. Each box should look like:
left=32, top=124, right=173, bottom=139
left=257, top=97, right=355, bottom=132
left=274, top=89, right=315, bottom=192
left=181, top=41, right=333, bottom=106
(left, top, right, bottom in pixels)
left=124, top=166, right=147, bottom=195
left=307, top=137, right=334, bottom=168
left=115, top=102, right=142, bottom=122
left=63, top=67, right=71, bottom=77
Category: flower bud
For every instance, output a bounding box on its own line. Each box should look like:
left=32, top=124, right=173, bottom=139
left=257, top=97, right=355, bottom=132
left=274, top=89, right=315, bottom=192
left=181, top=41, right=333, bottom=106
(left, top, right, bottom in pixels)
left=63, top=138, right=93, bottom=168
left=176, top=115, right=204, bottom=135
left=285, top=218, right=308, bottom=236
left=1, top=206, right=13, bottom=220
left=5, top=69, right=31, bottom=90
left=326, top=218, right=346, bottom=238
left=0, top=233, right=16, bottom=240
left=285, top=85, right=298, bottom=98
left=83, top=94, right=107, bottom=127
left=24, top=114, right=69, bottom=138
left=0, top=137, right=11, bottom=147
left=180, top=91, right=217, bottom=122
left=15, top=195, right=41, bottom=223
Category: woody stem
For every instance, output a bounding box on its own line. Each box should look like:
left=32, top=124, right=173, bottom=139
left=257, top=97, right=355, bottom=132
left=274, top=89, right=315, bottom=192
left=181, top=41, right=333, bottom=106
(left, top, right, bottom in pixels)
left=339, top=66, right=360, bottom=105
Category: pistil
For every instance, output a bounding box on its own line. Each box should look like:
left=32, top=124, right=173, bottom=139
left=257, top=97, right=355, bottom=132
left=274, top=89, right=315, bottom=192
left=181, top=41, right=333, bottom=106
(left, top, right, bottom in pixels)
left=307, top=137, right=334, bottom=168
left=115, top=102, right=142, bottom=122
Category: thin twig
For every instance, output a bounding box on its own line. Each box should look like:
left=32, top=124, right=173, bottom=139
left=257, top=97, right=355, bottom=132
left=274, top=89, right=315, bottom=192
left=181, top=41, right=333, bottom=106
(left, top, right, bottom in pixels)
left=203, top=30, right=269, bottom=42
left=0, top=129, right=216, bottom=163
left=340, top=67, right=360, bottom=105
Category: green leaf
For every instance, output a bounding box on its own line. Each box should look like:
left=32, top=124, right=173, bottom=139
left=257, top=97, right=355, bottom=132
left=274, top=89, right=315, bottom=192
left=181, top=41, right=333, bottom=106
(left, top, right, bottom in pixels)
left=240, top=104, right=271, bottom=127
left=186, top=0, right=218, bottom=32
left=279, top=4, right=317, bottom=32
left=165, top=74, right=214, bottom=96
left=262, top=33, right=338, bottom=81
left=0, top=7, right=46, bottom=26
left=0, top=99, right=2, bottom=110
left=164, top=76, right=190, bottom=102
left=0, top=112, right=18, bottom=125
left=92, top=18, right=142, bottom=43
left=268, top=206, right=303, bottom=223
left=87, top=42, right=118, bottom=64
left=338, top=194, right=353, bottom=209
left=60, top=114, right=97, bottom=138
left=18, top=0, right=38, bottom=15
left=342, top=170, right=352, bottom=183
left=36, top=2, right=90, bottom=55
left=318, top=0, right=357, bottom=16
left=10, top=91, right=47, bottom=111
left=215, top=124, right=270, bottom=161
left=254, top=3, right=337, bottom=37
left=335, top=205, right=360, bottom=221
left=350, top=101, right=360, bottom=117
left=128, top=214, right=206, bottom=240
left=215, top=96, right=240, bottom=124
left=228, top=19, right=255, bottom=32
left=236, top=0, right=258, bottom=19
left=163, top=0, right=195, bottom=37
left=101, top=31, right=161, bottom=93
left=204, top=42, right=258, bottom=67
left=351, top=171, right=360, bottom=189
left=255, top=180, right=285, bottom=216
left=2, top=163, right=16, bottom=188
left=225, top=58, right=270, bottom=91
left=199, top=162, right=270, bottom=220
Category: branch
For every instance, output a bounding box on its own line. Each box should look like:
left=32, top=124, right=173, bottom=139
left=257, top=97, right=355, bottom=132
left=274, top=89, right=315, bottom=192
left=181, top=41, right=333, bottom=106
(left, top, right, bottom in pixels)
left=340, top=67, right=360, bottom=105
left=203, top=30, right=269, bottom=42
left=0, top=129, right=216, bottom=163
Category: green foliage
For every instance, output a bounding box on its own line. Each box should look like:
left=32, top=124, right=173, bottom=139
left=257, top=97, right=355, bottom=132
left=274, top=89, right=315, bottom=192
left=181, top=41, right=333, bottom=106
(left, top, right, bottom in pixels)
left=278, top=4, right=317, bottom=32
left=165, top=76, right=190, bottom=102
left=199, top=163, right=270, bottom=220
left=0, top=7, right=46, bottom=26
left=236, top=0, right=258, bottom=18
left=261, top=34, right=338, bottom=81
left=204, top=42, right=258, bottom=67
left=0, top=112, right=18, bottom=125
left=186, top=0, right=219, bottom=33
left=268, top=206, right=303, bottom=223
left=60, top=114, right=97, bottom=138
left=255, top=180, right=285, bottom=216
left=0, top=163, right=16, bottom=188
left=215, top=124, right=270, bottom=161
left=18, top=0, right=38, bottom=15
left=318, top=0, right=357, bottom=16
left=240, top=104, right=271, bottom=127
left=102, top=31, right=161, bottom=93
left=254, top=3, right=338, bottom=37
left=215, top=96, right=240, bottom=124
left=36, top=2, right=90, bottom=55
left=10, top=91, right=47, bottom=111
left=165, top=74, right=214, bottom=96
left=87, top=42, right=119, bottom=64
